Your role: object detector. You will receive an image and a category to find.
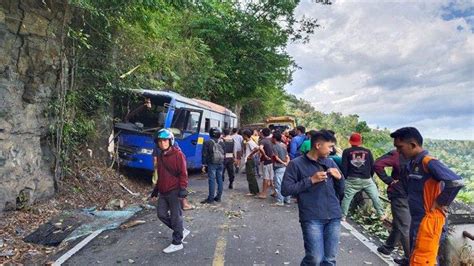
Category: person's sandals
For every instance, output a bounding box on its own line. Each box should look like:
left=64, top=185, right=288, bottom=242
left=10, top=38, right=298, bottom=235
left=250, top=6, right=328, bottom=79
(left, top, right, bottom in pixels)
left=182, top=205, right=195, bottom=211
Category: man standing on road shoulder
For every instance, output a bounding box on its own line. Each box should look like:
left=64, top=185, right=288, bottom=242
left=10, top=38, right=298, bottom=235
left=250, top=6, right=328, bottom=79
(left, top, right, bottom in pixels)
left=282, top=130, right=344, bottom=265
left=257, top=128, right=275, bottom=199
left=231, top=128, right=244, bottom=173
left=201, top=127, right=225, bottom=204
left=150, top=129, right=190, bottom=254
left=243, top=129, right=260, bottom=195
left=390, top=127, right=464, bottom=265
left=340, top=132, right=385, bottom=221
left=272, top=131, right=291, bottom=206
left=222, top=128, right=236, bottom=189
left=374, top=150, right=411, bottom=265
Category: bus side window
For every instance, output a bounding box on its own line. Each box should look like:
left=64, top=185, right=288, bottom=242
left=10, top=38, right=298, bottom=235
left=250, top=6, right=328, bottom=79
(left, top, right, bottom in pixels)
left=205, top=118, right=210, bottom=132
left=186, top=111, right=201, bottom=133
left=224, top=122, right=228, bottom=129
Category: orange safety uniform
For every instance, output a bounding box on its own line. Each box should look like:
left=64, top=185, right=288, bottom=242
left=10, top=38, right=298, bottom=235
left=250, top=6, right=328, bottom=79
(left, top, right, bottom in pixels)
left=406, top=150, right=464, bottom=265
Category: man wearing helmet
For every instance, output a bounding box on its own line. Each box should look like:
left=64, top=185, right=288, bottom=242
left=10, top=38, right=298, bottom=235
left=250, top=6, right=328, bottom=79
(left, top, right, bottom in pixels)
left=201, top=127, right=225, bottom=204
left=150, top=129, right=190, bottom=253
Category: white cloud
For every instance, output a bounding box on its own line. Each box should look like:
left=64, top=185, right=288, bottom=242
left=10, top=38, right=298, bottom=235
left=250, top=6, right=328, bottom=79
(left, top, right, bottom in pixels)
left=286, top=0, right=474, bottom=140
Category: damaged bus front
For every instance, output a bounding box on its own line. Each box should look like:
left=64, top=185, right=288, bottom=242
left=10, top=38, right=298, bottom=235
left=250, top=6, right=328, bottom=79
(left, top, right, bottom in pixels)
left=113, top=89, right=237, bottom=172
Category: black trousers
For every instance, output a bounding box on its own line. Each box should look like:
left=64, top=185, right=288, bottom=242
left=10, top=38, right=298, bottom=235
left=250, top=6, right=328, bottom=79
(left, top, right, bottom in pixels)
left=157, top=189, right=184, bottom=245
left=222, top=159, right=235, bottom=184
left=383, top=197, right=411, bottom=258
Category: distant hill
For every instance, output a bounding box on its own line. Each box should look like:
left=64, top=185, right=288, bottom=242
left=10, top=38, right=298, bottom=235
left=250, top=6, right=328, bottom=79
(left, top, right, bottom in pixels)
left=424, top=139, right=474, bottom=203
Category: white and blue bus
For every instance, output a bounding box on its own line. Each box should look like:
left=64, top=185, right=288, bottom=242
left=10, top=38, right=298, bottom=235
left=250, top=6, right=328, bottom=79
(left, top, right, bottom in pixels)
left=114, top=89, right=238, bottom=171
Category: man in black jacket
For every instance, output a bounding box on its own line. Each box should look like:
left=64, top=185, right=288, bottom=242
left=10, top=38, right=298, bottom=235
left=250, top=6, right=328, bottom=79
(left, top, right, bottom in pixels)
left=340, top=133, right=385, bottom=221
left=221, top=128, right=236, bottom=189
left=201, top=127, right=225, bottom=204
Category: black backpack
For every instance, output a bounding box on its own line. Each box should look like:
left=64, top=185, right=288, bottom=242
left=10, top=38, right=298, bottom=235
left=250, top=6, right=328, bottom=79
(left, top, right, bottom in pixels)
left=210, top=139, right=225, bottom=164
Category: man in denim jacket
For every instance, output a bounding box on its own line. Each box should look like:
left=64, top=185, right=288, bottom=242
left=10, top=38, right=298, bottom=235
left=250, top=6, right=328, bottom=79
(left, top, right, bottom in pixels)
left=282, top=130, right=344, bottom=265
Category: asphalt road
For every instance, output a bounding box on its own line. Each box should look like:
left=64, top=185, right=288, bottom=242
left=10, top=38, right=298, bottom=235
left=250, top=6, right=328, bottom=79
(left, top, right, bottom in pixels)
left=62, top=172, right=392, bottom=266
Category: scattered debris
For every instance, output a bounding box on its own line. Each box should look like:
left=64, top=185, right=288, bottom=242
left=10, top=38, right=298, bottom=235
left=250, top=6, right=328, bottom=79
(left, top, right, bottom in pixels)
left=0, top=250, right=15, bottom=257
left=128, top=258, right=135, bottom=264
left=275, top=249, right=280, bottom=255
left=119, top=182, right=140, bottom=197
left=106, top=199, right=125, bottom=210
left=363, top=261, right=372, bottom=265
left=120, top=220, right=146, bottom=230
left=224, top=210, right=243, bottom=219
left=284, top=262, right=290, bottom=265
left=233, top=235, right=240, bottom=239
left=23, top=214, right=85, bottom=246
left=0, top=165, right=151, bottom=265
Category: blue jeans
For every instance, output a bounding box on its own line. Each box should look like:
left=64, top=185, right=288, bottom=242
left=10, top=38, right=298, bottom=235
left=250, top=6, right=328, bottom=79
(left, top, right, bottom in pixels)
left=300, top=218, right=341, bottom=266
left=274, top=167, right=290, bottom=203
left=207, top=163, right=224, bottom=201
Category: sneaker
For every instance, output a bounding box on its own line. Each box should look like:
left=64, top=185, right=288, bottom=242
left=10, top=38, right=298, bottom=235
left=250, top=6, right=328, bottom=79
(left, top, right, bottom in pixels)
left=163, top=243, right=183, bottom=253
left=272, top=202, right=285, bottom=207
left=214, top=197, right=221, bottom=202
left=394, top=258, right=409, bottom=265
left=200, top=199, right=214, bottom=204
left=228, top=183, right=233, bottom=189
left=393, top=257, right=409, bottom=265
left=182, top=228, right=190, bottom=242
left=377, top=246, right=393, bottom=256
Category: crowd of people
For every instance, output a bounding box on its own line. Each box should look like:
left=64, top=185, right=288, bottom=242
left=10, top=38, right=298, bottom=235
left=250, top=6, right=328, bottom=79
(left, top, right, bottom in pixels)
left=149, top=125, right=464, bottom=266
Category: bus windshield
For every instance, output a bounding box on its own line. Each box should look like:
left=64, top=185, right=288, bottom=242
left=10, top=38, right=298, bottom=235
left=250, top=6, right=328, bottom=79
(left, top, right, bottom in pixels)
left=122, top=94, right=170, bottom=130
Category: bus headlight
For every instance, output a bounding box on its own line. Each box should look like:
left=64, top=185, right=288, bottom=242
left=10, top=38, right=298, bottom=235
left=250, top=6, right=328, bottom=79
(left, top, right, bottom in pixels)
left=137, top=148, right=154, bottom=155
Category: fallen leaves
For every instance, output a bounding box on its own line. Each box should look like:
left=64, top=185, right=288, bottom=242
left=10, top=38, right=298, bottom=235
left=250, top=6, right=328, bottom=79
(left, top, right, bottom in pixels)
left=0, top=165, right=153, bottom=265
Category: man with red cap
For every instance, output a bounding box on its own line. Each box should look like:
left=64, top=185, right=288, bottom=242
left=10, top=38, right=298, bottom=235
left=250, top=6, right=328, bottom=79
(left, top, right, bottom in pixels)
left=340, top=132, right=385, bottom=221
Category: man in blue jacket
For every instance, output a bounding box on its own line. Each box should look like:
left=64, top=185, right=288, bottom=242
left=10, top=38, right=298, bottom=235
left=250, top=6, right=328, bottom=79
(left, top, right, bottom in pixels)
left=282, top=130, right=344, bottom=266
left=289, top=126, right=306, bottom=160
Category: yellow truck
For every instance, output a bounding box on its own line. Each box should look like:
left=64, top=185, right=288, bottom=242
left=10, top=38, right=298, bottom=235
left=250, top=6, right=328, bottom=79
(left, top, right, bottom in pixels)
left=264, top=116, right=296, bottom=132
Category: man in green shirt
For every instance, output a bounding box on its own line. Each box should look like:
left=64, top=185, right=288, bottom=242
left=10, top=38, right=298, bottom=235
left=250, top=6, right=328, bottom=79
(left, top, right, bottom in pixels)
left=299, top=130, right=317, bottom=154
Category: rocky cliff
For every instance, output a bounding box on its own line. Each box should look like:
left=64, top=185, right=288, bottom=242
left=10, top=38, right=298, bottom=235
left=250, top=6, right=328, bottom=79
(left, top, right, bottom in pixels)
left=0, top=0, right=71, bottom=211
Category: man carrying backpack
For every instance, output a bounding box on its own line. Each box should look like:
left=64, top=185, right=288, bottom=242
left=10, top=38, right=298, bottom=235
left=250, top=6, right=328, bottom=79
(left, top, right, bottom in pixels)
left=289, top=126, right=306, bottom=159
left=201, top=127, right=225, bottom=204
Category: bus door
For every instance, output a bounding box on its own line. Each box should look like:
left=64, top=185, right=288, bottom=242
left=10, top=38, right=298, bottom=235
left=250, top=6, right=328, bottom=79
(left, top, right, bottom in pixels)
left=170, top=108, right=204, bottom=169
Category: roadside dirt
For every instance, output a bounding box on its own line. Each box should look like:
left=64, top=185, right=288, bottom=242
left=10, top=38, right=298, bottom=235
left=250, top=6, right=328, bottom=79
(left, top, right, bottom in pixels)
left=0, top=166, right=153, bottom=265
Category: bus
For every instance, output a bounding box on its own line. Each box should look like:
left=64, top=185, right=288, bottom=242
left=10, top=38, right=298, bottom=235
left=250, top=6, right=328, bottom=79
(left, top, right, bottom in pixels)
left=113, top=89, right=238, bottom=171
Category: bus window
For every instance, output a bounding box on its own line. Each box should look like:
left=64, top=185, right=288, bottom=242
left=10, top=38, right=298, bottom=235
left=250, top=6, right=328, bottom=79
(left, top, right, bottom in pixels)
left=205, top=118, right=210, bottom=132
left=224, top=122, right=228, bottom=129
left=171, top=108, right=202, bottom=138
left=186, top=111, right=201, bottom=133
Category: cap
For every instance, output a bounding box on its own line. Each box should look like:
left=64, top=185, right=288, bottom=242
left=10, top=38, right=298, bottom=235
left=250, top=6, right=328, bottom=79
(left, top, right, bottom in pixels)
left=349, top=132, right=362, bottom=146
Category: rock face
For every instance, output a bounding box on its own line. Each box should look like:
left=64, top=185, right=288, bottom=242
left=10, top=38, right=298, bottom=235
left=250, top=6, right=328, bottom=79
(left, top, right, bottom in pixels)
left=0, top=0, right=71, bottom=211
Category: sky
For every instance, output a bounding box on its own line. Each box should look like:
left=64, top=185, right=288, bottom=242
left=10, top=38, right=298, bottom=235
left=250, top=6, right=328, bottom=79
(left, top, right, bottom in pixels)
left=285, top=0, right=474, bottom=140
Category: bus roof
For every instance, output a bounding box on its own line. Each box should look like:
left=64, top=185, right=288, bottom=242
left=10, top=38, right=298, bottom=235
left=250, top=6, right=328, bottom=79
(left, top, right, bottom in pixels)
left=132, top=89, right=237, bottom=118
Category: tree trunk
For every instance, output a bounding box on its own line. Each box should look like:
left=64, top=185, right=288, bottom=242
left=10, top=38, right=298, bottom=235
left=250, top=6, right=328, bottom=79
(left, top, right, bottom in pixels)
left=234, top=103, right=242, bottom=127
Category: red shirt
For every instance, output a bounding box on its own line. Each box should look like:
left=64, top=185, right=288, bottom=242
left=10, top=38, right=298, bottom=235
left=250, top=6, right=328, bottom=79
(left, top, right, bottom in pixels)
left=155, top=147, right=188, bottom=193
